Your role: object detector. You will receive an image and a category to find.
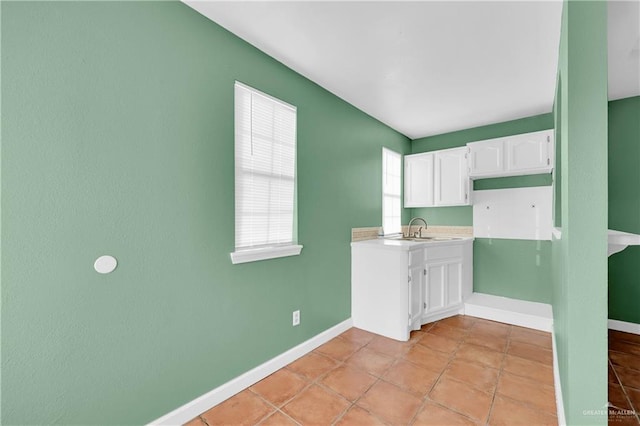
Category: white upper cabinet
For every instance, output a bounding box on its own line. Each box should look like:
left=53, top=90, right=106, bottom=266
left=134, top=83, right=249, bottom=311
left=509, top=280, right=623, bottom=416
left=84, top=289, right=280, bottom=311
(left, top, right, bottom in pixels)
left=468, top=129, right=554, bottom=179
left=404, top=147, right=470, bottom=208
left=404, top=153, right=434, bottom=207
left=468, top=139, right=504, bottom=177
left=506, top=131, right=552, bottom=172
left=434, top=147, right=470, bottom=206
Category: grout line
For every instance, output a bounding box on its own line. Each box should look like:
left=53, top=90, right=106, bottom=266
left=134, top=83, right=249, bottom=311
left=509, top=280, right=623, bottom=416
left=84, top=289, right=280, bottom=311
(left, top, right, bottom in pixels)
left=486, top=325, right=512, bottom=425
left=407, top=321, right=475, bottom=425
left=608, top=354, right=640, bottom=424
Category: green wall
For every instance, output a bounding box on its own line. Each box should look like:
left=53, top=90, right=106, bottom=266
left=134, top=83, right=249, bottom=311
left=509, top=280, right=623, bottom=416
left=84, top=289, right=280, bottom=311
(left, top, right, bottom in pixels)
left=0, top=2, right=410, bottom=424
left=411, top=114, right=554, bottom=303
left=474, top=240, right=552, bottom=303
left=608, top=96, right=640, bottom=324
left=551, top=1, right=608, bottom=424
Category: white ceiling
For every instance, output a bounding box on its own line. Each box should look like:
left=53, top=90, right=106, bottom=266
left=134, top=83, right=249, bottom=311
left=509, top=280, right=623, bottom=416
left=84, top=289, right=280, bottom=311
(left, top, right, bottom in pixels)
left=184, top=1, right=639, bottom=140
left=608, top=0, right=640, bottom=101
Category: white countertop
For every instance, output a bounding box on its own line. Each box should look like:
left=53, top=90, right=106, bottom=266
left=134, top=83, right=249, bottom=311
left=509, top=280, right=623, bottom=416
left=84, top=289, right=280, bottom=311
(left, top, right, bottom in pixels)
left=351, top=235, right=474, bottom=250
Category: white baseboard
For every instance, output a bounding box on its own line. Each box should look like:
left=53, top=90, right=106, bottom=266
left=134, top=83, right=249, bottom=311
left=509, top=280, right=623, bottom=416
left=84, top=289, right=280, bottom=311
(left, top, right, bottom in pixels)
left=463, top=293, right=553, bottom=332
left=552, top=330, right=566, bottom=426
left=149, top=318, right=353, bottom=425
left=608, top=319, right=640, bottom=335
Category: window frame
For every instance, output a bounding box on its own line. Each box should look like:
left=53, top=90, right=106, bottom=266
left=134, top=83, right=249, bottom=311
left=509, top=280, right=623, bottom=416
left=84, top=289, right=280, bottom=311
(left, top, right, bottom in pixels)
left=382, top=147, right=403, bottom=236
left=230, top=81, right=302, bottom=264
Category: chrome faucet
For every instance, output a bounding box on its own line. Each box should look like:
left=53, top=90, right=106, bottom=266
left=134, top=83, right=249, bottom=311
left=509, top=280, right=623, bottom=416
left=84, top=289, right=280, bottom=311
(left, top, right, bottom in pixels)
left=406, top=217, right=428, bottom=238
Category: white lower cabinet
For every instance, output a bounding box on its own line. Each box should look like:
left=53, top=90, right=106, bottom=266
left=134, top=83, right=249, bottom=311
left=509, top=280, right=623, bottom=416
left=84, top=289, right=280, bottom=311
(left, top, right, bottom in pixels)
left=352, top=239, right=473, bottom=341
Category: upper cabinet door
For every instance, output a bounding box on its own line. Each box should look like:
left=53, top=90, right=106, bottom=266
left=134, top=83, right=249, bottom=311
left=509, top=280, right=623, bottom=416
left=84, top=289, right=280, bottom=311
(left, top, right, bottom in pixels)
left=404, top=153, right=434, bottom=207
left=506, top=130, right=553, bottom=173
left=434, top=147, right=470, bottom=206
left=468, top=139, right=504, bottom=177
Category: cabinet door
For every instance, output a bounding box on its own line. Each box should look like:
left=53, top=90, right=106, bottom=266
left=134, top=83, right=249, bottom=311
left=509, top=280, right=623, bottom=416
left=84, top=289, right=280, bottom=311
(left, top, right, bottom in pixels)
left=425, top=263, right=446, bottom=313
left=408, top=265, right=425, bottom=329
left=468, top=139, right=504, bottom=177
left=434, top=148, right=469, bottom=206
left=506, top=131, right=552, bottom=172
left=446, top=262, right=463, bottom=307
left=404, top=153, right=434, bottom=207
left=424, top=260, right=464, bottom=315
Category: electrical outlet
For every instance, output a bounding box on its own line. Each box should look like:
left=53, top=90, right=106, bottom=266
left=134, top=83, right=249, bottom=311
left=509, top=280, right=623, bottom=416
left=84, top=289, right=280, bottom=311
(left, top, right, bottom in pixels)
left=292, top=310, right=300, bottom=326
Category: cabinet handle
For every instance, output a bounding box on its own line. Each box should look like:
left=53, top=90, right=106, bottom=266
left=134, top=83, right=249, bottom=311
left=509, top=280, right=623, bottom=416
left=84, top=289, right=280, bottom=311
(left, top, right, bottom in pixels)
left=423, top=269, right=427, bottom=276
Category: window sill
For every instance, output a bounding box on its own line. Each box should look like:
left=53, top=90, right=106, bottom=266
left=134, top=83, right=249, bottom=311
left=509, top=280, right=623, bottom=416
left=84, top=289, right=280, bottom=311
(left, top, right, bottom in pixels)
left=230, top=245, right=303, bottom=264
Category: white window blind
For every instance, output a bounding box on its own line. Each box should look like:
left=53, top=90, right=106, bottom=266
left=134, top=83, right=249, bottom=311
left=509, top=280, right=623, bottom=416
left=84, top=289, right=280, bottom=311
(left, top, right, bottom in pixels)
left=234, top=82, right=298, bottom=254
left=382, top=148, right=402, bottom=235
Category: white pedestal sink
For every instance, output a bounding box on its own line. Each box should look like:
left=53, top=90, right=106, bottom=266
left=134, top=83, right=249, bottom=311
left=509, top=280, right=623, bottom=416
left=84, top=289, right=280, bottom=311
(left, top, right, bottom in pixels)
left=608, top=229, right=640, bottom=257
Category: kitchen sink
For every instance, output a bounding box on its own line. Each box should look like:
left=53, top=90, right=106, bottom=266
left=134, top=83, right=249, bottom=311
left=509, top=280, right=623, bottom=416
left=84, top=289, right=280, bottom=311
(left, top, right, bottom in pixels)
left=395, top=236, right=462, bottom=242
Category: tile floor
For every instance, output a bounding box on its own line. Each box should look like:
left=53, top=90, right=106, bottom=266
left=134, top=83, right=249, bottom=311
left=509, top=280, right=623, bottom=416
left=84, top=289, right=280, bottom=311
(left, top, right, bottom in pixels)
left=608, top=330, right=640, bottom=425
left=186, top=315, right=558, bottom=425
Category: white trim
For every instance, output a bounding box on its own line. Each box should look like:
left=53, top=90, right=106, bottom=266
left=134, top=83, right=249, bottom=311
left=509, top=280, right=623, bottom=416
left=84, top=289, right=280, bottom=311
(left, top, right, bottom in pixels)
left=552, top=330, right=567, bottom=426
left=234, top=81, right=296, bottom=111
left=230, top=244, right=303, bottom=264
left=608, top=319, right=640, bottom=335
left=149, top=318, right=353, bottom=425
left=463, top=292, right=553, bottom=332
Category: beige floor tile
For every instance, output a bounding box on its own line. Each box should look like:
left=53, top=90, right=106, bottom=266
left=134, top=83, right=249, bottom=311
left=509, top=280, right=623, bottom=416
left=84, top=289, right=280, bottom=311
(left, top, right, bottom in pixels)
left=334, top=405, right=386, bottom=426
left=413, top=402, right=478, bottom=425
left=464, top=332, right=508, bottom=353
left=429, top=323, right=469, bottom=341
left=471, top=320, right=511, bottom=338
left=366, top=334, right=412, bottom=358
left=503, top=354, right=554, bottom=386
left=456, top=342, right=504, bottom=369
left=383, top=360, right=441, bottom=397
left=439, top=315, right=477, bottom=330
left=250, top=369, right=308, bottom=407
left=357, top=380, right=422, bottom=425
left=497, top=372, right=556, bottom=415
left=201, top=390, right=274, bottom=426
left=340, top=328, right=376, bottom=347
left=508, top=340, right=553, bottom=365
left=404, top=343, right=451, bottom=373
left=319, top=366, right=377, bottom=401
left=418, top=332, right=461, bottom=354
left=282, top=385, right=349, bottom=425
left=257, top=411, right=299, bottom=426
left=430, top=376, right=493, bottom=423
left=510, top=326, right=552, bottom=349
left=488, top=395, right=557, bottom=425
left=442, top=358, right=499, bottom=394
left=314, top=336, right=361, bottom=361
left=345, top=347, right=395, bottom=376
left=286, top=352, right=338, bottom=381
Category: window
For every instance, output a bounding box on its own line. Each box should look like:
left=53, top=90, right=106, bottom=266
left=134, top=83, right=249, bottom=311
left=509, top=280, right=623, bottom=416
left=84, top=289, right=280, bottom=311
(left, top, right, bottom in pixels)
left=382, top=148, right=402, bottom=235
left=230, top=82, right=302, bottom=264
